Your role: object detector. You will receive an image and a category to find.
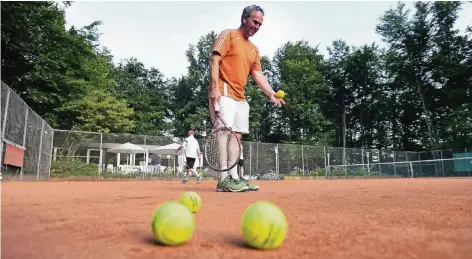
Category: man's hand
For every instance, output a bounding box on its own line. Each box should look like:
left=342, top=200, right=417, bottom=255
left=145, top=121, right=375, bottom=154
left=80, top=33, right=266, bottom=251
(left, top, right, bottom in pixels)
left=269, top=92, right=286, bottom=107
left=209, top=82, right=221, bottom=104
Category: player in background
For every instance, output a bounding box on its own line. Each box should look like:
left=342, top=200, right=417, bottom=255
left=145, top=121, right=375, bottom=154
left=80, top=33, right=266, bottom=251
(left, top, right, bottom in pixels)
left=176, top=129, right=203, bottom=184
left=208, top=5, right=285, bottom=192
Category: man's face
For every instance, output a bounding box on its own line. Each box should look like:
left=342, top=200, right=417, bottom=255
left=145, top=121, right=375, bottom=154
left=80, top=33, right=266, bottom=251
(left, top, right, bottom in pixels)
left=242, top=11, right=264, bottom=37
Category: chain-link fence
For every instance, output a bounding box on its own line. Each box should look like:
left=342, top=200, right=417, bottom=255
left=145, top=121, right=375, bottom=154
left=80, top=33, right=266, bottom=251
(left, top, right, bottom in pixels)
left=325, top=147, right=471, bottom=178
left=47, top=130, right=472, bottom=180
left=1, top=81, right=54, bottom=181
left=2, top=80, right=471, bottom=181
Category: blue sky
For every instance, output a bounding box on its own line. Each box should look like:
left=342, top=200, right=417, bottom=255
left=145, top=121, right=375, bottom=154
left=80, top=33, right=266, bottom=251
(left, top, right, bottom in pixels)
left=65, top=1, right=472, bottom=79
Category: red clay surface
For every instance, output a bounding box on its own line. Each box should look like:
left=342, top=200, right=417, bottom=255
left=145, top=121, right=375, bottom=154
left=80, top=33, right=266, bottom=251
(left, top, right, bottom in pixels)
left=2, top=178, right=472, bottom=259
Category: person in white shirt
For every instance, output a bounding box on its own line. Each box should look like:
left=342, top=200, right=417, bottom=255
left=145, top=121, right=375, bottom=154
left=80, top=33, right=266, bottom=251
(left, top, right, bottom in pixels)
left=176, top=129, right=203, bottom=184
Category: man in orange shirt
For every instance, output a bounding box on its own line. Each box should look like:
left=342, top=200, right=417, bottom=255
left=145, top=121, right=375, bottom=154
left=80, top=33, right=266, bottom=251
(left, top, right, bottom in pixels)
left=208, top=5, right=285, bottom=192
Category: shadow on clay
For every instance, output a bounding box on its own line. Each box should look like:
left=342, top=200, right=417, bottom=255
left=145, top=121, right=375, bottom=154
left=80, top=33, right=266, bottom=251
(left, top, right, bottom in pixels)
left=143, top=235, right=168, bottom=247
left=225, top=235, right=259, bottom=250
left=168, top=185, right=219, bottom=193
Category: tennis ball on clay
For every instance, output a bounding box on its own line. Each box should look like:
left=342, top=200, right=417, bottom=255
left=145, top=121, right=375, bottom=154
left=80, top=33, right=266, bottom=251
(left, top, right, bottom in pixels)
left=241, top=201, right=288, bottom=250
left=151, top=201, right=195, bottom=246
left=179, top=191, right=202, bottom=213
left=275, top=90, right=286, bottom=99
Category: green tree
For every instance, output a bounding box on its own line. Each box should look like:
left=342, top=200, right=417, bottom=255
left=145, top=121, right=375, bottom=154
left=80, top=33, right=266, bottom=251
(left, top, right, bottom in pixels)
left=113, top=58, right=171, bottom=135
left=59, top=89, right=134, bottom=133
left=272, top=41, right=333, bottom=145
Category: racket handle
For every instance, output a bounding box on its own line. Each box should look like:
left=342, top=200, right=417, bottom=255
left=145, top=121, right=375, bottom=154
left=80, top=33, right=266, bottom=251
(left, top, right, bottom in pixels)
left=214, top=99, right=220, bottom=112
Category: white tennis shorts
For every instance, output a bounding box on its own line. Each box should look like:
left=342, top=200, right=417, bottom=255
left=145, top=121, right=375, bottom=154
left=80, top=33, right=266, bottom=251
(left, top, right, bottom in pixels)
left=216, top=96, right=250, bottom=134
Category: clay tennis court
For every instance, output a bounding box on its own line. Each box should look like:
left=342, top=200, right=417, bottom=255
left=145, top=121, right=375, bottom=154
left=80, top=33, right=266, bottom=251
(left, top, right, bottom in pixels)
left=2, top=178, right=472, bottom=259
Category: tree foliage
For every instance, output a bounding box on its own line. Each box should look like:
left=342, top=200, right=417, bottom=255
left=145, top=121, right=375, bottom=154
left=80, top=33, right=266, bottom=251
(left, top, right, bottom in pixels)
left=2, top=1, right=471, bottom=151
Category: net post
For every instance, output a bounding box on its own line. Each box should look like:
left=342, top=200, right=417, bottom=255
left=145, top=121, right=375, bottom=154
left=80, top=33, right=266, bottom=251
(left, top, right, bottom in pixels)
left=36, top=120, right=45, bottom=181
left=20, top=108, right=29, bottom=181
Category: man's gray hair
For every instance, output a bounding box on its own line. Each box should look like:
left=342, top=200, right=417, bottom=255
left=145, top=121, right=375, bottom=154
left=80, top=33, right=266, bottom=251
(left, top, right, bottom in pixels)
left=241, top=5, right=264, bottom=24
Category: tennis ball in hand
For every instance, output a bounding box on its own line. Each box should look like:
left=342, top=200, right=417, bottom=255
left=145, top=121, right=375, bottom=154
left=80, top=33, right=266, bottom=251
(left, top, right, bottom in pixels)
left=241, top=201, right=288, bottom=249
left=151, top=201, right=195, bottom=245
left=180, top=191, right=202, bottom=213
left=275, top=90, right=286, bottom=99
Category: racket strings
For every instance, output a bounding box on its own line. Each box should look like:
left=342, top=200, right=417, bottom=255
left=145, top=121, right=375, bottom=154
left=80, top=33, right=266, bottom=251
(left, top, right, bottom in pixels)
left=205, top=128, right=240, bottom=171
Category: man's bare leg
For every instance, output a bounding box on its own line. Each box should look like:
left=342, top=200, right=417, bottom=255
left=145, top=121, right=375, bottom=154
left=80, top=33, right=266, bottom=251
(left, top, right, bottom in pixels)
left=227, top=132, right=242, bottom=180
left=238, top=161, right=244, bottom=178
left=217, top=130, right=229, bottom=179
left=182, top=167, right=190, bottom=184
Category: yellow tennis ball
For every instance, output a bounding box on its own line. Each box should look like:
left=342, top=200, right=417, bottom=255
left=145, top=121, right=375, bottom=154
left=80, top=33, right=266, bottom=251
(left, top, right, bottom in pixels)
left=151, top=201, right=195, bottom=246
left=179, top=191, right=202, bottom=213
left=275, top=90, right=286, bottom=99
left=240, top=201, right=288, bottom=249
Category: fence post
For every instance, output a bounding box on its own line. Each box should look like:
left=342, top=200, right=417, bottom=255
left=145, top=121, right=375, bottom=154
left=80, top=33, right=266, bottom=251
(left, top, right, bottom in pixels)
left=98, top=133, right=103, bottom=177
left=418, top=153, right=422, bottom=176
left=0, top=84, right=2, bottom=176
left=392, top=151, right=397, bottom=176
left=275, top=144, right=279, bottom=177
left=366, top=152, right=371, bottom=175
left=256, top=142, right=259, bottom=175
left=249, top=142, right=252, bottom=178
left=36, top=120, right=45, bottom=181
left=48, top=129, right=54, bottom=180
left=301, top=145, right=304, bottom=174
left=440, top=150, right=444, bottom=177
left=378, top=149, right=382, bottom=175
left=1, top=89, right=9, bottom=139
left=409, top=162, right=414, bottom=178
left=326, top=152, right=330, bottom=178
left=323, top=146, right=327, bottom=178
left=361, top=148, right=364, bottom=164
left=20, top=108, right=29, bottom=181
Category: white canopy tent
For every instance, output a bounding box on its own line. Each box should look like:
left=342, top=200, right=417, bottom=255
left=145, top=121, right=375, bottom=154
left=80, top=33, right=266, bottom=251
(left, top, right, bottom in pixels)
left=148, top=143, right=186, bottom=175
left=149, top=143, right=184, bottom=156
left=106, top=142, right=146, bottom=166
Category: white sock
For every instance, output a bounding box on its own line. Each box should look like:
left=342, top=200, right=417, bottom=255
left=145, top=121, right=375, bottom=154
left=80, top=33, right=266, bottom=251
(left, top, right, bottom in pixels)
left=229, top=166, right=239, bottom=180
left=191, top=169, right=200, bottom=177
left=220, top=170, right=228, bottom=181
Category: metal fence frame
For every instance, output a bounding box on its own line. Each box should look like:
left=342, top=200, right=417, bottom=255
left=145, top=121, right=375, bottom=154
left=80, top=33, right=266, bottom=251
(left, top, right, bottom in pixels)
left=1, top=81, right=55, bottom=180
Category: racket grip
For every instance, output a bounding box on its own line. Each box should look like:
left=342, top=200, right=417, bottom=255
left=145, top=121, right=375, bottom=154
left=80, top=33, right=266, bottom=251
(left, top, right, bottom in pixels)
left=214, top=99, right=220, bottom=112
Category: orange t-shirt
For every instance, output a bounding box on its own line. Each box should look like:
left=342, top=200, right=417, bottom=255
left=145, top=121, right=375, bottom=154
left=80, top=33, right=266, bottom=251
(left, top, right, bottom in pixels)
left=212, top=29, right=262, bottom=101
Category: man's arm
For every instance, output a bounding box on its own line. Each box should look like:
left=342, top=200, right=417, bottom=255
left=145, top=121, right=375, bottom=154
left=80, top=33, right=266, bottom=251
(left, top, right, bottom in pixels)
left=251, top=70, right=286, bottom=106
left=251, top=70, right=276, bottom=97
left=176, top=139, right=187, bottom=152
left=209, top=54, right=222, bottom=97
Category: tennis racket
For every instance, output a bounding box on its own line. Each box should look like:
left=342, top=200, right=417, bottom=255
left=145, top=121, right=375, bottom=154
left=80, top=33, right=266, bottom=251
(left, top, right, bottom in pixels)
left=204, top=99, right=241, bottom=172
